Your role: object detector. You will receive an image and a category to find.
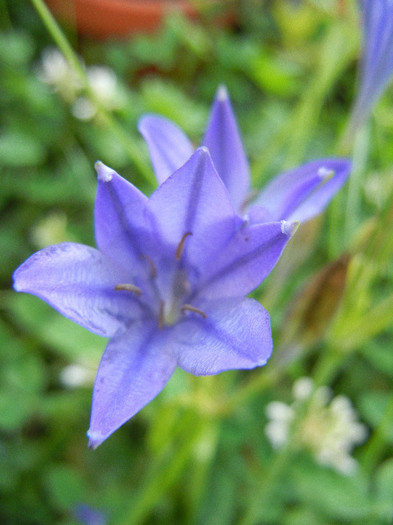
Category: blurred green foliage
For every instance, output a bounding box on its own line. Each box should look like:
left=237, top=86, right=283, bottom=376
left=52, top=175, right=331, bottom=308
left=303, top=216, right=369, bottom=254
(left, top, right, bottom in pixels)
left=1, top=0, right=393, bottom=524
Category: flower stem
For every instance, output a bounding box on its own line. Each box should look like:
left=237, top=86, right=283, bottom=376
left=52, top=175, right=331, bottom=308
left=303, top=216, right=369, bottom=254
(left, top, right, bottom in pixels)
left=29, top=0, right=155, bottom=186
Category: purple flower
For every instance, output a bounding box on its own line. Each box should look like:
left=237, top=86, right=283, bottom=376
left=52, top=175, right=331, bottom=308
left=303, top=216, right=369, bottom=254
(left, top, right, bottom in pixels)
left=351, top=0, right=393, bottom=128
left=75, top=505, right=107, bottom=525
left=139, top=86, right=351, bottom=222
left=13, top=147, right=295, bottom=448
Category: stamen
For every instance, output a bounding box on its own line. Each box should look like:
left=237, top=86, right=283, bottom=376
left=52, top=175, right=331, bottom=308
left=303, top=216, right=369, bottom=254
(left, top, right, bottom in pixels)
left=114, top=284, right=142, bottom=296
left=175, top=232, right=192, bottom=260
left=141, top=254, right=157, bottom=279
left=181, top=304, right=207, bottom=319
left=158, top=301, right=165, bottom=330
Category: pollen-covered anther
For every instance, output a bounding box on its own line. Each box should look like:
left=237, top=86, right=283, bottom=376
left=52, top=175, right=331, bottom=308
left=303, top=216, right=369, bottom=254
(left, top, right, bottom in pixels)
left=181, top=304, right=207, bottom=319
left=114, top=284, right=142, bottom=296
left=175, top=231, right=193, bottom=260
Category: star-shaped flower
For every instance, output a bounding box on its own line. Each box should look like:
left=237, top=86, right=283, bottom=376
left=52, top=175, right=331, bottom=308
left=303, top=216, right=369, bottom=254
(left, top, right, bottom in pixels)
left=139, top=86, right=351, bottom=223
left=13, top=147, right=295, bottom=448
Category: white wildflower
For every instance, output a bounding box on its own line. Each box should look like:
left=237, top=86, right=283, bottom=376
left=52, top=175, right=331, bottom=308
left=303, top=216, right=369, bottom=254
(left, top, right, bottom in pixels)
left=71, top=97, right=96, bottom=121
left=30, top=211, right=68, bottom=249
left=292, top=376, right=313, bottom=401
left=39, top=50, right=126, bottom=120
left=39, top=48, right=81, bottom=102
left=60, top=363, right=96, bottom=388
left=265, top=378, right=368, bottom=475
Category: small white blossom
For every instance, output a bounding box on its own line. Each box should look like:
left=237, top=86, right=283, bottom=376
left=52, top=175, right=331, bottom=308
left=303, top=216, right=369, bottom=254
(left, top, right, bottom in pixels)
left=60, top=363, right=96, bottom=388
left=292, top=376, right=313, bottom=401
left=39, top=49, right=126, bottom=120
left=30, top=211, right=68, bottom=249
left=265, top=378, right=368, bottom=475
left=71, top=97, right=96, bottom=121
left=39, top=48, right=81, bottom=102
left=87, top=66, right=126, bottom=111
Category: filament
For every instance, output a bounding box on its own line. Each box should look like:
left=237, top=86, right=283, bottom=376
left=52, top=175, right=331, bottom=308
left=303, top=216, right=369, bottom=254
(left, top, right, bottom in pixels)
left=114, top=284, right=142, bottom=296
left=181, top=304, right=207, bottom=319
left=175, top=232, right=192, bottom=260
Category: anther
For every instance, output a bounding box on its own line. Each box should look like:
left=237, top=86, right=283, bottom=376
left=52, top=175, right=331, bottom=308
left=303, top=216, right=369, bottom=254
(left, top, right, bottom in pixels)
left=181, top=304, right=207, bottom=319
left=141, top=254, right=157, bottom=279
left=175, top=232, right=192, bottom=260
left=114, top=284, right=142, bottom=296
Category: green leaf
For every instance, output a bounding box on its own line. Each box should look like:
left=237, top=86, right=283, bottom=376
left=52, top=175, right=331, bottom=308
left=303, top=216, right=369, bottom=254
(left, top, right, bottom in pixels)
left=0, top=130, right=46, bottom=167
left=292, top=462, right=372, bottom=521
left=43, top=465, right=87, bottom=511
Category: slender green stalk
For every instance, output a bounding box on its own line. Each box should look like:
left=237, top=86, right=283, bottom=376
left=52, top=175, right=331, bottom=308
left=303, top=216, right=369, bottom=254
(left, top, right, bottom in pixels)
left=29, top=0, right=85, bottom=80
left=343, top=126, right=369, bottom=246
left=29, top=0, right=154, bottom=185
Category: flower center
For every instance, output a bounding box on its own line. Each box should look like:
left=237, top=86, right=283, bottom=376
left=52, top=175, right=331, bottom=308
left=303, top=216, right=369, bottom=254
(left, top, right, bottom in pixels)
left=114, top=231, right=206, bottom=329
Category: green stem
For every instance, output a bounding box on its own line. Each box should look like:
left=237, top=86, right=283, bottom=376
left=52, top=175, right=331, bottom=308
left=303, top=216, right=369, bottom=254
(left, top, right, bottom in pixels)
left=29, top=0, right=85, bottom=80
left=29, top=0, right=154, bottom=185
left=343, top=126, right=369, bottom=246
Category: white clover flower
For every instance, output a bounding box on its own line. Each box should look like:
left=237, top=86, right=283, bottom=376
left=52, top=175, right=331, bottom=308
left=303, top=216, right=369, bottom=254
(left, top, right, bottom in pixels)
left=265, top=378, right=368, bottom=475
left=30, top=211, right=68, bottom=249
left=292, top=376, right=313, bottom=401
left=87, top=66, right=126, bottom=111
left=39, top=48, right=81, bottom=102
left=39, top=50, right=126, bottom=121
left=71, top=97, right=96, bottom=121
left=60, top=363, right=96, bottom=388
left=265, top=401, right=295, bottom=449
left=70, top=66, right=126, bottom=121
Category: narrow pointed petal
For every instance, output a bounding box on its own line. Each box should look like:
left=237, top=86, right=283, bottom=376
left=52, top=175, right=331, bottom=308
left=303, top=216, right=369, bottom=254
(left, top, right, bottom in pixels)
left=94, top=162, right=151, bottom=273
left=138, top=115, right=194, bottom=184
left=13, top=243, right=141, bottom=337
left=252, top=159, right=351, bottom=223
left=197, top=221, right=296, bottom=299
left=202, top=86, right=250, bottom=213
left=351, top=0, right=393, bottom=127
left=148, top=147, right=238, bottom=268
left=173, top=298, right=272, bottom=375
left=87, top=323, right=176, bottom=448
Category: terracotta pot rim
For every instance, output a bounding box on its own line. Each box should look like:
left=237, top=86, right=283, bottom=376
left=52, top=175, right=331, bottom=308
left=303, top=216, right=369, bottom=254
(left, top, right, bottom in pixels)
left=46, top=0, right=233, bottom=39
